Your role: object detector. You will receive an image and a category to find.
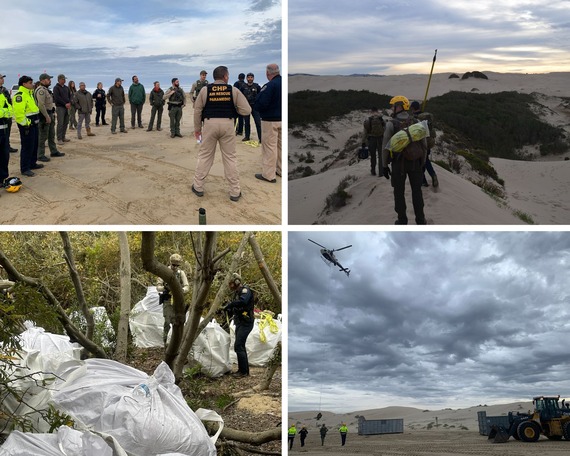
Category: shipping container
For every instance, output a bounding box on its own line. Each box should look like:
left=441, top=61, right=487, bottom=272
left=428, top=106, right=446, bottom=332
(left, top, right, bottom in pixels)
left=358, top=416, right=404, bottom=435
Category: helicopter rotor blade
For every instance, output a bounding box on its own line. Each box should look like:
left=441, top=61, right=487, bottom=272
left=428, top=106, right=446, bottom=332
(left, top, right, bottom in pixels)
left=308, top=239, right=327, bottom=249
left=332, top=244, right=352, bottom=252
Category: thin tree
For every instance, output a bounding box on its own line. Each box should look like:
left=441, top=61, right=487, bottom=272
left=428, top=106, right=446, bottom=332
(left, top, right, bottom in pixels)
left=115, top=232, right=131, bottom=362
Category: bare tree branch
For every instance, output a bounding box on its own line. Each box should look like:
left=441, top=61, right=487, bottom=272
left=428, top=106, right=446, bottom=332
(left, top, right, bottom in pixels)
left=59, top=232, right=95, bottom=341
left=0, top=250, right=107, bottom=359
left=248, top=233, right=281, bottom=306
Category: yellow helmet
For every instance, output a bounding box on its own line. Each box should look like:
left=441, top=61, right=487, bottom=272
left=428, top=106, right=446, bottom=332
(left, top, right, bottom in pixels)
left=3, top=177, right=22, bottom=193
left=389, top=95, right=410, bottom=111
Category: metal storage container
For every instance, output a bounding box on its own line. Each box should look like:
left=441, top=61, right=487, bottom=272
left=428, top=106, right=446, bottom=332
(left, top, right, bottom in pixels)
left=358, top=416, right=404, bottom=435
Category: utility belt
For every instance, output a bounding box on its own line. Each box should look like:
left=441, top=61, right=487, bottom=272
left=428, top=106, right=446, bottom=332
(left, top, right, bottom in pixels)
left=26, top=113, right=40, bottom=125
left=167, top=102, right=182, bottom=110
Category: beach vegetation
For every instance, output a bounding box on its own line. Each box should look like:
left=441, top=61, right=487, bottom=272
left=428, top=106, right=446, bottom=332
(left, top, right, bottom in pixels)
left=289, top=90, right=392, bottom=126
left=428, top=91, right=568, bottom=158
left=455, top=149, right=502, bottom=184
left=324, top=175, right=357, bottom=212
left=513, top=210, right=535, bottom=224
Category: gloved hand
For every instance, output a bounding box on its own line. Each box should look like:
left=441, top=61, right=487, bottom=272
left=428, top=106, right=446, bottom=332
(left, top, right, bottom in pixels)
left=383, top=167, right=391, bottom=179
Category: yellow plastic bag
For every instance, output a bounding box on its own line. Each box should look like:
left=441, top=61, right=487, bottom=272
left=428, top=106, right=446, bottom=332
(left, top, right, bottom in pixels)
left=388, top=120, right=429, bottom=154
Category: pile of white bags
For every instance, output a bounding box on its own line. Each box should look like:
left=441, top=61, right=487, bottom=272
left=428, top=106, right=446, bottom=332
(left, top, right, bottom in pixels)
left=129, top=286, right=164, bottom=348
left=230, top=313, right=282, bottom=367
left=52, top=359, right=219, bottom=456
left=0, top=426, right=127, bottom=456
left=0, top=323, right=83, bottom=433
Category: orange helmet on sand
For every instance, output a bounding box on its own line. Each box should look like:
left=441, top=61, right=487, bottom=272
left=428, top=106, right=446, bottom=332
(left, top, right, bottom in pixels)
left=389, top=95, right=410, bottom=111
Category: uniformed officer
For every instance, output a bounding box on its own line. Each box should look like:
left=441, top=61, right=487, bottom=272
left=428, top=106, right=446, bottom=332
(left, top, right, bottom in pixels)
left=223, top=273, right=254, bottom=377
left=0, top=83, right=13, bottom=184
left=156, top=253, right=190, bottom=344
left=53, top=74, right=72, bottom=145
left=35, top=73, right=65, bottom=162
left=192, top=66, right=251, bottom=201
left=13, top=76, right=42, bottom=177
left=0, top=73, right=17, bottom=153
left=163, top=78, right=186, bottom=138
left=190, top=70, right=209, bottom=107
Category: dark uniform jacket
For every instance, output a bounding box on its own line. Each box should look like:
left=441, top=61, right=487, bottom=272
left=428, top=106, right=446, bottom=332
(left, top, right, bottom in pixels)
left=225, top=285, right=254, bottom=325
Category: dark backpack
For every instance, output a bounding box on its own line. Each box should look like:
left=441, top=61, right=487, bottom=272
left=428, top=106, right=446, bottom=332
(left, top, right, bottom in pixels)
left=393, top=117, right=425, bottom=162
left=367, top=115, right=385, bottom=137
left=358, top=145, right=369, bottom=160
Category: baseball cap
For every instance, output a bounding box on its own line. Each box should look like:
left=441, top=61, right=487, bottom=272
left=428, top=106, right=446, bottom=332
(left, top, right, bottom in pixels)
left=200, top=70, right=207, bottom=75
left=58, top=74, right=66, bottom=80
left=39, top=73, right=53, bottom=80
left=115, top=77, right=124, bottom=83
left=0, top=73, right=6, bottom=78
left=153, top=81, right=160, bottom=84
left=247, top=72, right=254, bottom=77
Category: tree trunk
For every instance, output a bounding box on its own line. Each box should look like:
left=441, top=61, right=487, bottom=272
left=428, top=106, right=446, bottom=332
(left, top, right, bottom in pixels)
left=197, top=232, right=252, bottom=336
left=248, top=233, right=281, bottom=306
left=253, top=342, right=281, bottom=392
left=0, top=250, right=107, bottom=358
left=59, top=232, right=95, bottom=341
left=115, top=232, right=131, bottom=363
left=205, top=424, right=281, bottom=445
left=173, top=232, right=222, bottom=381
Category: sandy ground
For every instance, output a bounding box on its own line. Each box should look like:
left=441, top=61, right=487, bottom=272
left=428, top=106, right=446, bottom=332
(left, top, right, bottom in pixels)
left=288, top=402, right=570, bottom=455
left=287, top=429, right=570, bottom=455
left=1, top=103, right=281, bottom=225
left=289, top=72, right=570, bottom=225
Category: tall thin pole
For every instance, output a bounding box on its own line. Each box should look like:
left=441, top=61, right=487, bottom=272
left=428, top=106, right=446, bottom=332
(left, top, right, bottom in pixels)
left=422, top=49, right=437, bottom=112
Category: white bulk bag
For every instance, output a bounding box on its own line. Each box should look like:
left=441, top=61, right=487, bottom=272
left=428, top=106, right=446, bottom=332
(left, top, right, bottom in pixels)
left=230, top=313, right=282, bottom=367
left=190, top=320, right=231, bottom=378
left=129, top=286, right=164, bottom=348
left=52, top=359, right=218, bottom=456
left=0, top=426, right=127, bottom=456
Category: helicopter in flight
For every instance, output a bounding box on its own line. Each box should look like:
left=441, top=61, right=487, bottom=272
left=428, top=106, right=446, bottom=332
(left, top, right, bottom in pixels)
left=308, top=239, right=352, bottom=277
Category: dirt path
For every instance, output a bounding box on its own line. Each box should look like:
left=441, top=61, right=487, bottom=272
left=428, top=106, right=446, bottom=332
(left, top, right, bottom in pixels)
left=1, top=106, right=281, bottom=225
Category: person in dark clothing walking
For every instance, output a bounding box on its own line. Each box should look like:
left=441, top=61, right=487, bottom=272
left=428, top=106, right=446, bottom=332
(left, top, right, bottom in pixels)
left=92, top=82, right=107, bottom=126
left=299, top=426, right=308, bottom=447
left=381, top=95, right=428, bottom=225
left=320, top=424, right=328, bottom=446
left=224, top=273, right=254, bottom=377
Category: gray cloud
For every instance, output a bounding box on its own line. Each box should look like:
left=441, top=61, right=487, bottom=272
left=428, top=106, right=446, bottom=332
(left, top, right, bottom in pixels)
left=289, top=231, right=570, bottom=412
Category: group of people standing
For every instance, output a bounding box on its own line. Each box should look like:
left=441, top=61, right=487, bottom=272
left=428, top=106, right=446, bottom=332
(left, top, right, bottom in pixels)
left=288, top=422, right=348, bottom=449
left=1, top=64, right=281, bottom=203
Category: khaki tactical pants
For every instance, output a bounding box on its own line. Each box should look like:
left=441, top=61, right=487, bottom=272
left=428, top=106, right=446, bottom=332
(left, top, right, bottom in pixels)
left=260, top=120, right=282, bottom=180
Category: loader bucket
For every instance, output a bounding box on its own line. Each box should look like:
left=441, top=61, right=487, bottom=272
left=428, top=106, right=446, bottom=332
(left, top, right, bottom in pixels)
left=488, top=426, right=510, bottom=443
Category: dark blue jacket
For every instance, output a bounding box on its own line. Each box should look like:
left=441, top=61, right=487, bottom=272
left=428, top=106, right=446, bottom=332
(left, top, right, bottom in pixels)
left=255, top=75, right=281, bottom=121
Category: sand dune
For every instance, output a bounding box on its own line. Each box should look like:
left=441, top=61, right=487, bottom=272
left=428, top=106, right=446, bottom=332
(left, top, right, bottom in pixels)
left=287, top=402, right=570, bottom=455
left=288, top=72, right=570, bottom=225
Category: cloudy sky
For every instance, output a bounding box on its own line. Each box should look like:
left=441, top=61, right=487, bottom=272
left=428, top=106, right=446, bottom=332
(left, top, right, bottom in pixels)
left=288, top=231, right=570, bottom=413
left=1, top=0, right=281, bottom=91
left=289, top=1, right=570, bottom=75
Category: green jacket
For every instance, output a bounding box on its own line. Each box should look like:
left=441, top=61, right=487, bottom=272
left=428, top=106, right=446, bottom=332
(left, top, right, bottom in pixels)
left=128, top=82, right=146, bottom=105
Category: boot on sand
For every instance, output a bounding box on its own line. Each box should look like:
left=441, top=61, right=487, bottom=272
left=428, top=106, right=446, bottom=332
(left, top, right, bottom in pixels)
left=86, top=127, right=95, bottom=137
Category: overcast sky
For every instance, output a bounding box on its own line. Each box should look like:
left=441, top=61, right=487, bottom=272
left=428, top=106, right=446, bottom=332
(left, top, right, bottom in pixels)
left=1, top=0, right=281, bottom=91
left=288, top=231, right=570, bottom=413
left=289, top=1, right=570, bottom=75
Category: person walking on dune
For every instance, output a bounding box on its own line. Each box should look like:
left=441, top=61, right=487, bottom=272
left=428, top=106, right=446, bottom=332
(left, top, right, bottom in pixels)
left=320, top=423, right=328, bottom=445
left=381, top=95, right=428, bottom=225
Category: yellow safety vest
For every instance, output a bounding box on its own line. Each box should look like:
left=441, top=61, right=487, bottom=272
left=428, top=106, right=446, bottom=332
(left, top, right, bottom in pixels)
left=12, top=86, right=40, bottom=127
left=288, top=426, right=297, bottom=436
left=0, top=93, right=13, bottom=122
